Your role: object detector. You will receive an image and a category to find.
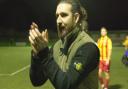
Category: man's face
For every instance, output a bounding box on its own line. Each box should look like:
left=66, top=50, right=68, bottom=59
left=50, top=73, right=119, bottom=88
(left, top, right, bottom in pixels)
left=56, top=3, right=76, bottom=38
left=101, top=28, right=107, bottom=37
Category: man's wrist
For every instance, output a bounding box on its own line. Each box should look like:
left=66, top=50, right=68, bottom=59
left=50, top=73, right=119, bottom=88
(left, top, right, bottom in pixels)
left=32, top=47, right=49, bottom=62
left=37, top=47, right=49, bottom=57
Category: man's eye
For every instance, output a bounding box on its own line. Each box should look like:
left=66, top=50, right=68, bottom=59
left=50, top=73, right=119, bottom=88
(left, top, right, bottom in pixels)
left=56, top=14, right=59, bottom=18
left=61, top=13, right=68, bottom=17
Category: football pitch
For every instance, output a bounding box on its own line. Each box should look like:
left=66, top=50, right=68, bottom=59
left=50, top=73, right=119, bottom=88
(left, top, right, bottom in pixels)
left=0, top=46, right=128, bottom=89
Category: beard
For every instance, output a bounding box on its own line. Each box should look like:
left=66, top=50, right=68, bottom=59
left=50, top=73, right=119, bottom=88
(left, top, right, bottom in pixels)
left=57, top=24, right=73, bottom=39
left=58, top=27, right=68, bottom=38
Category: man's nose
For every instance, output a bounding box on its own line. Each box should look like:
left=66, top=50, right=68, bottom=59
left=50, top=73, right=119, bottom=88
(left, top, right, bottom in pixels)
left=57, top=16, right=62, bottom=24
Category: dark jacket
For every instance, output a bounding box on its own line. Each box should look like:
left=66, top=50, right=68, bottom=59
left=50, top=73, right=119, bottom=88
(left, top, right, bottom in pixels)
left=30, top=27, right=100, bottom=89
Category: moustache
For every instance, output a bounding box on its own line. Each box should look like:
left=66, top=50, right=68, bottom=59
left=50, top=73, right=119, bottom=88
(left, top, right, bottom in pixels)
left=58, top=24, right=65, bottom=30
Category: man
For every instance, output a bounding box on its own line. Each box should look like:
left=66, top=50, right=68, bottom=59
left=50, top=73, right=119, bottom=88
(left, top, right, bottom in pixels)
left=97, top=27, right=112, bottom=89
left=122, top=35, right=128, bottom=66
left=29, top=0, right=99, bottom=89
left=123, top=35, right=128, bottom=50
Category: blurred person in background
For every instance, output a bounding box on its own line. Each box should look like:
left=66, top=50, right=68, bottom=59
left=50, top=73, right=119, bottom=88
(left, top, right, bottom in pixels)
left=123, top=35, right=128, bottom=50
left=122, top=35, right=128, bottom=66
left=97, top=27, right=112, bottom=89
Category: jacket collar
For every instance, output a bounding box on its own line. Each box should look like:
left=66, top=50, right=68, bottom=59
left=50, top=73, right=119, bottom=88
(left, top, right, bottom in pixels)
left=60, top=26, right=80, bottom=54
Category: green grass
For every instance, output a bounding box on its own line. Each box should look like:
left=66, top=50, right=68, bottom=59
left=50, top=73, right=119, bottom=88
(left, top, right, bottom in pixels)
left=0, top=47, right=54, bottom=89
left=109, top=47, right=128, bottom=89
left=0, top=47, right=128, bottom=89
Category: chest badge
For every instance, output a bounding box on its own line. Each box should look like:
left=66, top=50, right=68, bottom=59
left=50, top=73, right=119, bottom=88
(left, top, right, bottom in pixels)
left=74, top=62, right=82, bottom=71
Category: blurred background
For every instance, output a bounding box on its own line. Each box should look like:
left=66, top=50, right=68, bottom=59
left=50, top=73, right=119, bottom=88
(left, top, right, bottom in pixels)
left=0, top=0, right=128, bottom=89
left=0, top=0, right=127, bottom=46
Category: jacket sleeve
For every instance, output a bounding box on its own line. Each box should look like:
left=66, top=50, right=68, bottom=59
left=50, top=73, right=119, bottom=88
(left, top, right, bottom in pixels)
left=29, top=47, right=49, bottom=86
left=35, top=42, right=99, bottom=89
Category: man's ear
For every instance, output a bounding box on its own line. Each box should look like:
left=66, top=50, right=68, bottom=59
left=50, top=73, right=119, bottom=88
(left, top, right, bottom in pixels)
left=74, top=13, right=80, bottom=24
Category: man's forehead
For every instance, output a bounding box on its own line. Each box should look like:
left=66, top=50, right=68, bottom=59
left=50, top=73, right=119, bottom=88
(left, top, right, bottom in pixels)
left=56, top=3, right=72, bottom=14
left=101, top=28, right=107, bottom=32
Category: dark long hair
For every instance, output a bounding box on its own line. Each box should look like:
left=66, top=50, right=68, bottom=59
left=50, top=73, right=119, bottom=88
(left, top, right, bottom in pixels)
left=57, top=0, right=88, bottom=32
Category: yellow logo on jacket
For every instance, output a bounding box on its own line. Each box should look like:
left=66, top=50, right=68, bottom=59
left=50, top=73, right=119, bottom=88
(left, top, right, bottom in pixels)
left=74, top=62, right=82, bottom=71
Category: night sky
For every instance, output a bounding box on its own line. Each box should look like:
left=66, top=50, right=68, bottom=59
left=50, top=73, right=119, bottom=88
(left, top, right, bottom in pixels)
left=0, top=0, right=128, bottom=31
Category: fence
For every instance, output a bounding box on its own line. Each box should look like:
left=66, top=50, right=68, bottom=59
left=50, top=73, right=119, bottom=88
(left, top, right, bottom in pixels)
left=0, top=30, right=127, bottom=46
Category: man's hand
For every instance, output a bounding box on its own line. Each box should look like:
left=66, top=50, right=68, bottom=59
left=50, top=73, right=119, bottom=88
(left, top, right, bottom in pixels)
left=106, top=59, right=110, bottom=65
left=29, top=22, right=48, bottom=54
